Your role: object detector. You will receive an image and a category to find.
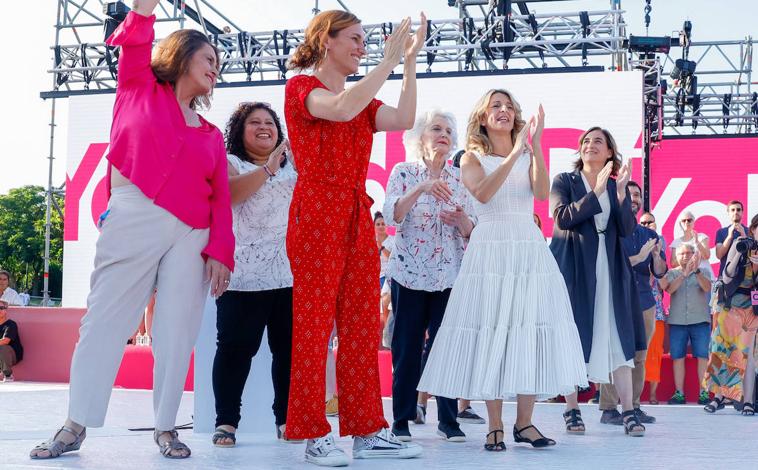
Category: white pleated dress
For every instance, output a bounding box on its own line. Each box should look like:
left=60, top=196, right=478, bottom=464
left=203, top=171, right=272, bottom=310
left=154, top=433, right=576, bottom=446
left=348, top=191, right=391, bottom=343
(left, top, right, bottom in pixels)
left=418, top=152, right=588, bottom=400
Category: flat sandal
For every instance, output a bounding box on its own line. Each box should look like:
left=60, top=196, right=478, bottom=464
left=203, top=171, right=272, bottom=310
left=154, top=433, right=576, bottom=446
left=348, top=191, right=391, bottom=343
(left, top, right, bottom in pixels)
left=30, top=426, right=87, bottom=459
left=484, top=429, right=506, bottom=452
left=154, top=429, right=191, bottom=459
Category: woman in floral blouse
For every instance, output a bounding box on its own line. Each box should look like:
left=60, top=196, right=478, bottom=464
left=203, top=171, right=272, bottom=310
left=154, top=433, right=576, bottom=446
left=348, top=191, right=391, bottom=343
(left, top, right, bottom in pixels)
left=212, top=102, right=298, bottom=447
left=383, top=109, right=475, bottom=442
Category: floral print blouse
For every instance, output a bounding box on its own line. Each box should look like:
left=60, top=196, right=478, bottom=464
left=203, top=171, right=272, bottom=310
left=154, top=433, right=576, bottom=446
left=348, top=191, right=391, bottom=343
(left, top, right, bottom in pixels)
left=383, top=160, right=475, bottom=292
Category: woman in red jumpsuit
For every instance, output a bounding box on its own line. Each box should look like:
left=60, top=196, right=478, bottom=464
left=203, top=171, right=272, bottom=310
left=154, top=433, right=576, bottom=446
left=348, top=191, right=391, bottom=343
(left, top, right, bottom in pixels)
left=284, top=9, right=427, bottom=467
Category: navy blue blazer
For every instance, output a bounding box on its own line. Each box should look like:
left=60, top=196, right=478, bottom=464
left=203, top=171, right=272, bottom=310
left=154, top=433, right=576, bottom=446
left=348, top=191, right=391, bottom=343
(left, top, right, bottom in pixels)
left=549, top=170, right=646, bottom=363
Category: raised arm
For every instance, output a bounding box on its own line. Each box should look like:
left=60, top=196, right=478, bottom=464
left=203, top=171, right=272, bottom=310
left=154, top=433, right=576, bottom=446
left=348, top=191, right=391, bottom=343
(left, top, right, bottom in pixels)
left=132, top=0, right=160, bottom=16
left=305, top=17, right=415, bottom=123
left=527, top=106, right=550, bottom=201
left=375, top=13, right=427, bottom=132
left=106, top=1, right=161, bottom=87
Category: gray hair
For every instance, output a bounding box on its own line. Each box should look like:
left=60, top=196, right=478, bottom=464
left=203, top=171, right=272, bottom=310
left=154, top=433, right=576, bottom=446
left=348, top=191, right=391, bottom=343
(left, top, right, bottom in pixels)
left=402, top=110, right=458, bottom=161
left=676, top=244, right=695, bottom=255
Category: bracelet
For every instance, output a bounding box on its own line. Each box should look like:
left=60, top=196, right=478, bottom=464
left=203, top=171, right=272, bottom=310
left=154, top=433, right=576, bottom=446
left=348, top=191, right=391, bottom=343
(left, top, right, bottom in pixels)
left=263, top=165, right=276, bottom=179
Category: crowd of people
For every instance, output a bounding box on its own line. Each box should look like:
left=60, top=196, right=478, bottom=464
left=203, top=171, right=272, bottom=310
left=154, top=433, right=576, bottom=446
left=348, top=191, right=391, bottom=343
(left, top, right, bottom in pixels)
left=21, top=2, right=758, bottom=467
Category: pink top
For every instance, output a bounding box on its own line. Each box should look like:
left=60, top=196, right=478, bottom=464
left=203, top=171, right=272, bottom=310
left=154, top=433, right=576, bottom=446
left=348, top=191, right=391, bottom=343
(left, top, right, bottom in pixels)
left=106, top=12, right=234, bottom=270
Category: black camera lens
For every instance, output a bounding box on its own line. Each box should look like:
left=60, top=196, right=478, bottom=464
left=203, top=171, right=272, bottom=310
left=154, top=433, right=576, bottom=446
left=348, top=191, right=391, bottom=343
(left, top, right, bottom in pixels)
left=735, top=237, right=758, bottom=253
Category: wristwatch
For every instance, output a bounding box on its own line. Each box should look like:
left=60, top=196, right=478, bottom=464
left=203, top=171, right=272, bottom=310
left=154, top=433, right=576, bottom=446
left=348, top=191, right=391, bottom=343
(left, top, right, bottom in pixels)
left=694, top=268, right=701, bottom=275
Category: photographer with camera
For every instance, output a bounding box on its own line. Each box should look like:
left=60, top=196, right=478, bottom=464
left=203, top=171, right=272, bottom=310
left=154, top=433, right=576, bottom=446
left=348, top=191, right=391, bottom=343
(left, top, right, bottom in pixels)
left=702, top=213, right=758, bottom=415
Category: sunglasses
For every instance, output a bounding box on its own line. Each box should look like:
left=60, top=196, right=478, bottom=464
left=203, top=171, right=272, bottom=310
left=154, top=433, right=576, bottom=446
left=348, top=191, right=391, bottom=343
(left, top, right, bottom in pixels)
left=680, top=218, right=693, bottom=223
left=0, top=305, right=7, bottom=310
left=640, top=221, right=655, bottom=226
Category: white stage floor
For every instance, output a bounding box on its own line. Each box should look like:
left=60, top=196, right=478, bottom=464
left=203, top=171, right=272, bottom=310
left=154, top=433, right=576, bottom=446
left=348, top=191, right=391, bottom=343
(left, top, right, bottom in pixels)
left=1, top=382, right=753, bottom=469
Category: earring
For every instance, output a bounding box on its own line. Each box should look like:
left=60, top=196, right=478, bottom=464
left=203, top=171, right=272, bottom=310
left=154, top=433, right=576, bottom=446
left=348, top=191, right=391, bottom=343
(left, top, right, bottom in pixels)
left=324, top=48, right=329, bottom=60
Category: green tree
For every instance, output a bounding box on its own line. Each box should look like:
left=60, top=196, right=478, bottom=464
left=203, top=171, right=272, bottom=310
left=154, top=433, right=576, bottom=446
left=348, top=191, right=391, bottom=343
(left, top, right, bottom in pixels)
left=0, top=185, right=64, bottom=298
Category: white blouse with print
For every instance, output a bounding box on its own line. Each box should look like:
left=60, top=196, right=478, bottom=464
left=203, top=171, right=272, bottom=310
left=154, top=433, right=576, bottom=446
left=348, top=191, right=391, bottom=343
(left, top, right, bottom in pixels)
left=383, top=161, right=476, bottom=292
left=227, top=154, right=296, bottom=291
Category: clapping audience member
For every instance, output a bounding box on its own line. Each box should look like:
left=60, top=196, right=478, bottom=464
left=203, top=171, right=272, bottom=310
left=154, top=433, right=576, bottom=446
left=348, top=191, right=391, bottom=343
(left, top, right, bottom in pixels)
left=659, top=245, right=712, bottom=405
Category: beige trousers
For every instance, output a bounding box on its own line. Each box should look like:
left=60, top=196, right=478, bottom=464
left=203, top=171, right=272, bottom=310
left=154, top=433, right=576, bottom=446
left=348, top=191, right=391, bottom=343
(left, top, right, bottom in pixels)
left=68, top=185, right=209, bottom=430
left=600, top=306, right=656, bottom=410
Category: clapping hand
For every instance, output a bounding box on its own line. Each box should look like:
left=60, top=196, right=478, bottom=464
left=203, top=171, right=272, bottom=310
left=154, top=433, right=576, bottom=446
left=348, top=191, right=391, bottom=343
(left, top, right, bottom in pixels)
left=405, top=12, right=427, bottom=62
left=421, top=177, right=453, bottom=202
left=440, top=205, right=467, bottom=229
left=640, top=237, right=658, bottom=258
left=529, top=104, right=545, bottom=143
left=383, top=17, right=411, bottom=67
left=616, top=159, right=631, bottom=196
left=266, top=138, right=290, bottom=175
left=593, top=161, right=613, bottom=196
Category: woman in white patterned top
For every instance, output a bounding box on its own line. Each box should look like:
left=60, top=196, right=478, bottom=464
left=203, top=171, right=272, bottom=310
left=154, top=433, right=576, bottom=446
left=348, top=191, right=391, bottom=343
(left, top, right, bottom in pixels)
left=211, top=102, right=299, bottom=447
left=383, top=110, right=475, bottom=443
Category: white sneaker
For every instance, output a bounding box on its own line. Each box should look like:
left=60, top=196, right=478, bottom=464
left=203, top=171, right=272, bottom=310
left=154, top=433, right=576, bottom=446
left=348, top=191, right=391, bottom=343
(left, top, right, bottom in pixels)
left=305, top=435, right=349, bottom=467
left=2, top=374, right=13, bottom=383
left=353, top=428, right=422, bottom=459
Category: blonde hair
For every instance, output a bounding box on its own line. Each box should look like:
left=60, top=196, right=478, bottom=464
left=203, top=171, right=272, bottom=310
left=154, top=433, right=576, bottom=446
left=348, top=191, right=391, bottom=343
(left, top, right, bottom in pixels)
left=402, top=110, right=458, bottom=161
left=465, top=89, right=526, bottom=155
left=287, top=10, right=361, bottom=71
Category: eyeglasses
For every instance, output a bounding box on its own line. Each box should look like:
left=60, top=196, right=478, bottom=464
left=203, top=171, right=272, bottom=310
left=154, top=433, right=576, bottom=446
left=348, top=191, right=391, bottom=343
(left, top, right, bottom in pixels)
left=0, top=305, right=7, bottom=310
left=680, top=218, right=693, bottom=223
left=640, top=221, right=655, bottom=226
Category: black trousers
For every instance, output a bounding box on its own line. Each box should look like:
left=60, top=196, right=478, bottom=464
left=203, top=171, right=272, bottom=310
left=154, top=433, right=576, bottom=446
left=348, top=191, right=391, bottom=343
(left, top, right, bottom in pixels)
left=390, top=281, right=458, bottom=426
left=213, top=288, right=293, bottom=428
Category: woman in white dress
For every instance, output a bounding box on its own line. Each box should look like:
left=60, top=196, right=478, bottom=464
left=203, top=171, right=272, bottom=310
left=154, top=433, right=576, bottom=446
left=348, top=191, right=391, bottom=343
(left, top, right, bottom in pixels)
left=418, top=89, right=587, bottom=451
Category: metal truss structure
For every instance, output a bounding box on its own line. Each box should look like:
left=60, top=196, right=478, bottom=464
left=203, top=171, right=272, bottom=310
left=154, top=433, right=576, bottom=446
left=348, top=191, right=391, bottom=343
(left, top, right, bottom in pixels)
left=37, top=0, right=757, bottom=302
left=47, top=2, right=627, bottom=93
left=659, top=39, right=756, bottom=135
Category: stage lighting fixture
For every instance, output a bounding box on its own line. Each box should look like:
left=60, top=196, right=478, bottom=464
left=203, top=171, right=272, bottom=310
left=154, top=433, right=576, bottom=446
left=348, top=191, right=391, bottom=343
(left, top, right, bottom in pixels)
left=103, top=2, right=131, bottom=41
left=628, top=35, right=672, bottom=54
left=670, top=58, right=696, bottom=80
left=104, top=1, right=130, bottom=22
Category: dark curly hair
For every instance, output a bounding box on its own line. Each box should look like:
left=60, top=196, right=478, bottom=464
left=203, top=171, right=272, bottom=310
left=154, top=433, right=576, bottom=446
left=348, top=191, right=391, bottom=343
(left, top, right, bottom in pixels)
left=224, top=102, right=285, bottom=162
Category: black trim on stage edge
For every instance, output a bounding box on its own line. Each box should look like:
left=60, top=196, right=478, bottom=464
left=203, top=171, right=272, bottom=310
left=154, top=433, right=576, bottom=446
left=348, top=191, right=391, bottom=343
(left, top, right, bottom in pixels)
left=40, top=66, right=605, bottom=100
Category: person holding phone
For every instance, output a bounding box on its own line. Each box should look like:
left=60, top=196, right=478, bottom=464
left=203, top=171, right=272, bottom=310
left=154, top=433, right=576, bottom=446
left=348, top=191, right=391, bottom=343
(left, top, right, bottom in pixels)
left=383, top=109, right=474, bottom=444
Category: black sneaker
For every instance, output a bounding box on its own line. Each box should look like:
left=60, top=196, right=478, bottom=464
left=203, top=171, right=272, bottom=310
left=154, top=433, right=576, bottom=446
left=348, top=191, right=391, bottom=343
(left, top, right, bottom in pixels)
left=600, top=409, right=623, bottom=425
left=634, top=408, right=656, bottom=424
left=436, top=422, right=466, bottom=442
left=457, top=407, right=486, bottom=424
left=391, top=420, right=412, bottom=442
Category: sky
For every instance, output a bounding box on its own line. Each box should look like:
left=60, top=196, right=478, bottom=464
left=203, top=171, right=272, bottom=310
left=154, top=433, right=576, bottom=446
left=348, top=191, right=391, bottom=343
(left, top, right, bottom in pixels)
left=0, top=0, right=756, bottom=195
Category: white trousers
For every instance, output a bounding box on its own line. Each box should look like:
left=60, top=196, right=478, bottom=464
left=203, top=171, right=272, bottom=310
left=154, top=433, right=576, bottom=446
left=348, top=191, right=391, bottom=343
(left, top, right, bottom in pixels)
left=68, top=185, right=209, bottom=430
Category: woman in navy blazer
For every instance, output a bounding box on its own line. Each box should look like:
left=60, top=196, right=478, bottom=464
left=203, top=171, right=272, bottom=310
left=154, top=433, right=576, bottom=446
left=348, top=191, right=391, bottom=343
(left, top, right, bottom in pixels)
left=549, top=127, right=646, bottom=437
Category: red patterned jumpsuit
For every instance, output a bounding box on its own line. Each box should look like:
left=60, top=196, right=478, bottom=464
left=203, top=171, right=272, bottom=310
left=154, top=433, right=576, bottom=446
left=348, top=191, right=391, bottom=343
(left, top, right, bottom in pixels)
left=284, top=74, right=388, bottom=439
